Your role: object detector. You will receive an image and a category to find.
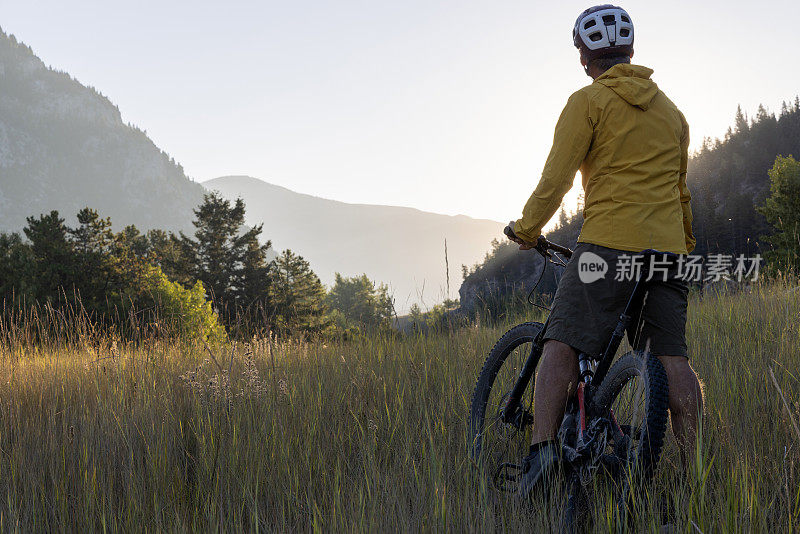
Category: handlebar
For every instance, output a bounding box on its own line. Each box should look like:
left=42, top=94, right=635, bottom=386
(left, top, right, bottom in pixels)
left=540, top=238, right=573, bottom=259
left=503, top=225, right=573, bottom=260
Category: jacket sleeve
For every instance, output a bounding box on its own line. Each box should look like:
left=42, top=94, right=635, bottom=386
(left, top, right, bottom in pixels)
left=678, top=113, right=696, bottom=254
left=513, top=90, right=593, bottom=242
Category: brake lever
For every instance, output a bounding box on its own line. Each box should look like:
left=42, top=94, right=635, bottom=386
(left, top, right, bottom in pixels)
left=535, top=236, right=551, bottom=258
left=550, top=253, right=568, bottom=268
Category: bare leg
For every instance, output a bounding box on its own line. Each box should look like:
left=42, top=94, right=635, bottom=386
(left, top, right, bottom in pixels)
left=657, top=355, right=703, bottom=461
left=530, top=340, right=579, bottom=446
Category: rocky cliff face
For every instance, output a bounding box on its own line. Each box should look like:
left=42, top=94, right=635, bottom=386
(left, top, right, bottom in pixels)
left=457, top=214, right=581, bottom=317
left=0, top=30, right=205, bottom=232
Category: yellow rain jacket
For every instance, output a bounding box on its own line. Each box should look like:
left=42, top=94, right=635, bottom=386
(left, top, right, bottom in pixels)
left=514, top=64, right=695, bottom=254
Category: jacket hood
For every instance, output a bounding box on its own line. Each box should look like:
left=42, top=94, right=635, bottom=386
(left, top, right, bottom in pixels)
left=595, top=64, right=659, bottom=110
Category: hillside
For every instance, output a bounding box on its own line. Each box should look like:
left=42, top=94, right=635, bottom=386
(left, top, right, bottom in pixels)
left=0, top=30, right=205, bottom=233
left=690, top=101, right=800, bottom=255
left=204, top=175, right=503, bottom=310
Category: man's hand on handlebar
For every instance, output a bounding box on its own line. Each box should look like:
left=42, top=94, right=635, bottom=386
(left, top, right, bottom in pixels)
left=503, top=225, right=573, bottom=260
left=504, top=221, right=538, bottom=251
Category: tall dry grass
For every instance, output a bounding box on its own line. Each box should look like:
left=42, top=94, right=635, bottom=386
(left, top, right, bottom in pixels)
left=0, top=279, right=797, bottom=531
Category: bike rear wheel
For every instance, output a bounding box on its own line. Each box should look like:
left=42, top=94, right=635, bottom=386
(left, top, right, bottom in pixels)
left=468, top=322, right=543, bottom=489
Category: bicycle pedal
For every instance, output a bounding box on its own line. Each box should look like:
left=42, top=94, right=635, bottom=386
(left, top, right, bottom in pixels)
left=522, top=411, right=534, bottom=426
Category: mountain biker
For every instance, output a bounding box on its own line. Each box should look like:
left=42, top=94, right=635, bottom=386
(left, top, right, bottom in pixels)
left=504, top=4, right=704, bottom=496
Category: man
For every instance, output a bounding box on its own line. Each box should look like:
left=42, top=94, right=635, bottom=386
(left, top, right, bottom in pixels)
left=504, top=5, right=704, bottom=495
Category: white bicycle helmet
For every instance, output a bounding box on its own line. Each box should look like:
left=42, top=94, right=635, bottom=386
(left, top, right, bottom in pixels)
left=573, top=5, right=634, bottom=61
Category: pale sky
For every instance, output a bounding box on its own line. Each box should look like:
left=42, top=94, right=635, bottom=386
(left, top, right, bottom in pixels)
left=2, top=0, right=799, bottom=228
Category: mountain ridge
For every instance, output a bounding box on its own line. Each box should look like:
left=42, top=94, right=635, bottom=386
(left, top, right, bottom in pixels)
left=205, top=175, right=503, bottom=311
left=205, top=175, right=502, bottom=223
left=0, top=29, right=205, bottom=233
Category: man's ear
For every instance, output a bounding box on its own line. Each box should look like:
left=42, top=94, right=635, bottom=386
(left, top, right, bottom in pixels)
left=630, top=50, right=634, bottom=60
left=580, top=51, right=588, bottom=67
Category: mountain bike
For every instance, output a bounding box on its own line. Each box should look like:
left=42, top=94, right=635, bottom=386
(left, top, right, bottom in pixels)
left=468, top=235, right=670, bottom=529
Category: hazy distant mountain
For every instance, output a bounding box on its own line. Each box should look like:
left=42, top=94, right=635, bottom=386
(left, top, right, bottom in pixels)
left=0, top=29, right=502, bottom=310
left=0, top=30, right=204, bottom=233
left=205, top=176, right=503, bottom=311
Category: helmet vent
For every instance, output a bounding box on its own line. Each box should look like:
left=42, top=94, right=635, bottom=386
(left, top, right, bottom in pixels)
left=573, top=5, right=634, bottom=57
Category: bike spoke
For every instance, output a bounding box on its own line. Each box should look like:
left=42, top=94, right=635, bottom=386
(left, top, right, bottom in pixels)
left=478, top=342, right=535, bottom=475
left=610, top=373, right=647, bottom=463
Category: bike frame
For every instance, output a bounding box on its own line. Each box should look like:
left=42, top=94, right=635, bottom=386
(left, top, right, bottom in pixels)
left=501, top=248, right=674, bottom=427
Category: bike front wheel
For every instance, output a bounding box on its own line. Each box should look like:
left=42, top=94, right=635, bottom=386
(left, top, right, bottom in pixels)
left=560, top=351, right=669, bottom=530
left=468, top=322, right=544, bottom=488
left=593, top=351, right=669, bottom=480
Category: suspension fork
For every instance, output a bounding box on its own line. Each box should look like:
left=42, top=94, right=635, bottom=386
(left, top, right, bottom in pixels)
left=501, top=328, right=546, bottom=425
left=576, top=352, right=594, bottom=442
left=501, top=327, right=592, bottom=427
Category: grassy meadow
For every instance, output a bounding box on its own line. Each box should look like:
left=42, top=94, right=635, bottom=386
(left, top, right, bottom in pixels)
left=0, top=279, right=798, bottom=532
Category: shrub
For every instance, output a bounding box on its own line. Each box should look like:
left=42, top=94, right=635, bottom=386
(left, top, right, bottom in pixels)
left=758, top=155, right=800, bottom=270
left=142, top=266, right=226, bottom=343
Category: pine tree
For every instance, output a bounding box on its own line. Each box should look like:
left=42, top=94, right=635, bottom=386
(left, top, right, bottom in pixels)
left=68, top=208, right=121, bottom=310
left=734, top=105, right=749, bottom=133
left=557, top=207, right=569, bottom=228
left=236, top=225, right=272, bottom=309
left=0, top=232, right=33, bottom=301
left=119, top=225, right=149, bottom=259
left=179, top=193, right=273, bottom=326
left=179, top=193, right=244, bottom=313
left=269, top=250, right=328, bottom=336
left=756, top=104, right=772, bottom=123
left=115, top=225, right=152, bottom=299
left=327, top=273, right=394, bottom=330
left=23, top=211, right=76, bottom=303
left=146, top=229, right=194, bottom=286
left=234, top=224, right=273, bottom=333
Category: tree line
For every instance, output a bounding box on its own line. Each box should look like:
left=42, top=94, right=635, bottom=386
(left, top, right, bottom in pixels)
left=690, top=98, right=800, bottom=256
left=0, top=193, right=394, bottom=340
